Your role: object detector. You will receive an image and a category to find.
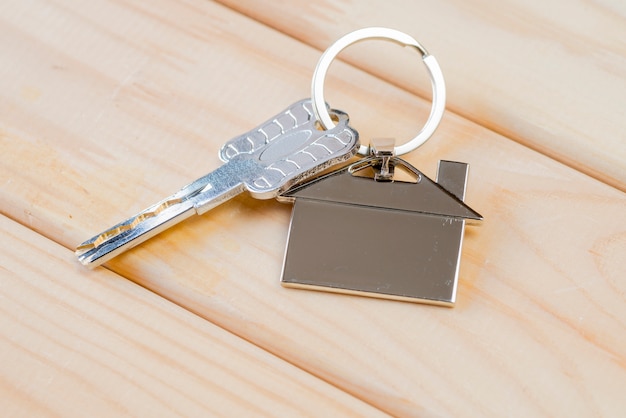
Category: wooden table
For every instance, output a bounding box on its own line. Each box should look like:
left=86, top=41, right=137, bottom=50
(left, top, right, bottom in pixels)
left=1, top=1, right=625, bottom=416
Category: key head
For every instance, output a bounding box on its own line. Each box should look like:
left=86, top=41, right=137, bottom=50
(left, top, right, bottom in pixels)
left=219, top=99, right=359, bottom=199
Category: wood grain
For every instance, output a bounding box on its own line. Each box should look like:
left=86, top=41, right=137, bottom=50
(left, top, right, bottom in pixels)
left=1, top=0, right=625, bottom=416
left=218, top=0, right=626, bottom=192
left=0, top=214, right=386, bottom=417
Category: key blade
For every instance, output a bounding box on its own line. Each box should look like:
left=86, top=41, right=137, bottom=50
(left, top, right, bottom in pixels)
left=76, top=162, right=251, bottom=267
left=188, top=158, right=260, bottom=215
left=76, top=199, right=196, bottom=267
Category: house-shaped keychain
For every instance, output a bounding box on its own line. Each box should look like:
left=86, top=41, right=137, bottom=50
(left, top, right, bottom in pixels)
left=279, top=144, right=482, bottom=306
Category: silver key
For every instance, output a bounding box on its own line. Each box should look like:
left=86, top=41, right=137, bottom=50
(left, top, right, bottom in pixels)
left=76, top=99, right=359, bottom=267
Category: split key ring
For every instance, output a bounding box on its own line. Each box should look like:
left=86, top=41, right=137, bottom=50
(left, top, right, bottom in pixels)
left=311, top=27, right=446, bottom=156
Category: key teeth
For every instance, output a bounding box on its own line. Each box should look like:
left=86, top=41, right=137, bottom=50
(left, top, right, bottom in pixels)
left=75, top=244, right=93, bottom=258
left=76, top=195, right=185, bottom=258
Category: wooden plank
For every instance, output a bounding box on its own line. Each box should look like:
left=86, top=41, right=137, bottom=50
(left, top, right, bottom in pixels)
left=217, top=0, right=626, bottom=191
left=1, top=0, right=625, bottom=416
left=0, top=214, right=386, bottom=417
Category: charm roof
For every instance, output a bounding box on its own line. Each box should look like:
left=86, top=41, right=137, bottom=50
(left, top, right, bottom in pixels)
left=282, top=163, right=482, bottom=221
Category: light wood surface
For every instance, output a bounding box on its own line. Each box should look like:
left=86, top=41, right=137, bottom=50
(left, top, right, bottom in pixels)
left=0, top=215, right=386, bottom=417
left=220, top=0, right=626, bottom=192
left=1, top=0, right=625, bottom=416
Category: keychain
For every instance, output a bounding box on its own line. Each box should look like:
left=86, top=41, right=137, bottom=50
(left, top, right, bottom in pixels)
left=76, top=27, right=481, bottom=306
left=279, top=28, right=482, bottom=306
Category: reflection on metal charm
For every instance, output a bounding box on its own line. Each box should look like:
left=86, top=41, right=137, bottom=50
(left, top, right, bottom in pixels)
left=279, top=157, right=482, bottom=306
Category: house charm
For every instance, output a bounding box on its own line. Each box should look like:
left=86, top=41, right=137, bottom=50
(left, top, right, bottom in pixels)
left=278, top=156, right=482, bottom=306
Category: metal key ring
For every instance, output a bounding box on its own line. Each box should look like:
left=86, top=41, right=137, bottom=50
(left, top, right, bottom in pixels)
left=311, top=27, right=446, bottom=156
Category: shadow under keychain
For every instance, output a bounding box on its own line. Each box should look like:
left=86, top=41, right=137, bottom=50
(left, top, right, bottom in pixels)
left=278, top=28, right=482, bottom=306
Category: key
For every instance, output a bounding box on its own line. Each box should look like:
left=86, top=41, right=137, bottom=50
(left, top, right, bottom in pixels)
left=76, top=99, right=359, bottom=267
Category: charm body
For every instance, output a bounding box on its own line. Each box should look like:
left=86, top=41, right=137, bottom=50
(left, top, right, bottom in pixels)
left=279, top=159, right=482, bottom=306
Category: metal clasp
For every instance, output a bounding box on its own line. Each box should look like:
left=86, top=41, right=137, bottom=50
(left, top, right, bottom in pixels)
left=370, top=138, right=396, bottom=181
